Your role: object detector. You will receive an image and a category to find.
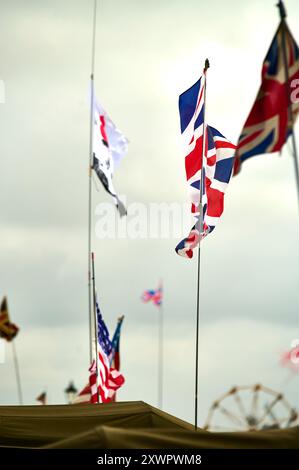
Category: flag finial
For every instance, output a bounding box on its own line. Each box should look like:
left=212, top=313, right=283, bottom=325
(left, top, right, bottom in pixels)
left=204, top=58, right=210, bottom=71
left=277, top=1, right=287, bottom=19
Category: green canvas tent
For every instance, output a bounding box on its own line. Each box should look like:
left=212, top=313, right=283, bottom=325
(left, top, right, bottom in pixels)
left=0, top=401, right=298, bottom=449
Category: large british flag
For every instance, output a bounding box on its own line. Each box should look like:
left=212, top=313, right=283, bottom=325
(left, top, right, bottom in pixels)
left=234, top=20, right=299, bottom=175
left=175, top=73, right=236, bottom=259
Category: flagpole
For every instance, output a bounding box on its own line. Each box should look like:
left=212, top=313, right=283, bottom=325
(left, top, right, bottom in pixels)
left=11, top=341, right=23, bottom=405
left=91, top=252, right=100, bottom=402
left=158, top=281, right=163, bottom=410
left=194, top=59, right=210, bottom=430
left=277, top=0, right=299, bottom=207
left=88, top=0, right=97, bottom=364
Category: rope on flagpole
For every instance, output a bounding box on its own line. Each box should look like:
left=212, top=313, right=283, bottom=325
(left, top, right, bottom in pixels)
left=194, top=58, right=210, bottom=431
left=12, top=341, right=23, bottom=405
left=88, top=0, right=98, bottom=364
left=277, top=0, right=299, bottom=209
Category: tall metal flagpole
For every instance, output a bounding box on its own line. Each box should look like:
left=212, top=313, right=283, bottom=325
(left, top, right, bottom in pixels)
left=158, top=281, right=163, bottom=410
left=195, top=59, right=210, bottom=430
left=11, top=342, right=23, bottom=405
left=91, top=252, right=100, bottom=402
left=277, top=0, right=299, bottom=207
left=88, top=0, right=97, bottom=364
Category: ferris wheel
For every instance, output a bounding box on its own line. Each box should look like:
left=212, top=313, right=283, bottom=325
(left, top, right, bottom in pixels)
left=203, top=383, right=298, bottom=432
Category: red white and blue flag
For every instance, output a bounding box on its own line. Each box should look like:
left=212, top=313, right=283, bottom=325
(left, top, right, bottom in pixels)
left=74, top=303, right=125, bottom=405
left=234, top=20, right=299, bottom=174
left=280, top=344, right=299, bottom=374
left=141, top=284, right=163, bottom=307
left=110, top=315, right=124, bottom=371
left=175, top=72, right=236, bottom=259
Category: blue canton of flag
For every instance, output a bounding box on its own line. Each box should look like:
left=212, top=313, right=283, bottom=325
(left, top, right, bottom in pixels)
left=96, top=301, right=112, bottom=357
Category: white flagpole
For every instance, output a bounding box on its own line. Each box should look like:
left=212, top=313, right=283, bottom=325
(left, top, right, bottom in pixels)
left=277, top=1, right=299, bottom=208
left=88, top=0, right=97, bottom=364
left=12, top=341, right=23, bottom=405
left=158, top=281, right=163, bottom=410
left=194, top=58, right=210, bottom=430
left=91, top=252, right=100, bottom=402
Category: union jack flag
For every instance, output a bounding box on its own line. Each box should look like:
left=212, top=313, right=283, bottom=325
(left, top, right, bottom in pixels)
left=175, top=72, right=236, bottom=259
left=234, top=20, right=299, bottom=175
left=141, top=284, right=162, bottom=306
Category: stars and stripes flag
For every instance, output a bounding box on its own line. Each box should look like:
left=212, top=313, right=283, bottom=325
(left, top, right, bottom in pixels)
left=92, top=98, right=128, bottom=216
left=175, top=71, right=236, bottom=259
left=89, top=300, right=125, bottom=404
left=234, top=18, right=299, bottom=175
left=0, top=297, right=19, bottom=342
left=74, top=307, right=125, bottom=405
left=141, top=284, right=163, bottom=307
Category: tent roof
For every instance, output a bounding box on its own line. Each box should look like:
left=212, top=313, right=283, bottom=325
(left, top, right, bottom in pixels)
left=0, top=401, right=298, bottom=449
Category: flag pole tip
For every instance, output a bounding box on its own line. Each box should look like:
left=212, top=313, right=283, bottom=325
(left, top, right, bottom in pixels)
left=277, top=1, right=287, bottom=19
left=204, top=58, right=210, bottom=70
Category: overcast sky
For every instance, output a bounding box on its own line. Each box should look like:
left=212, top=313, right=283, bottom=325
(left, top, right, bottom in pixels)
left=1, top=0, right=299, bottom=429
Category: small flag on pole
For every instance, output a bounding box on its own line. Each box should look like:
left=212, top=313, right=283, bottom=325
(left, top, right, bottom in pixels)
left=109, top=316, right=125, bottom=402
left=0, top=297, right=19, bottom=342
left=175, top=73, right=236, bottom=259
left=110, top=315, right=124, bottom=371
left=280, top=344, right=299, bottom=373
left=234, top=17, right=299, bottom=174
left=92, top=99, right=128, bottom=216
left=141, top=284, right=163, bottom=307
left=36, top=392, right=47, bottom=405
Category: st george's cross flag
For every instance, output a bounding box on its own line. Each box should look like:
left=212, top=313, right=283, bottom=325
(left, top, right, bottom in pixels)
left=92, top=99, right=128, bottom=216
left=175, top=73, right=236, bottom=259
left=234, top=17, right=299, bottom=174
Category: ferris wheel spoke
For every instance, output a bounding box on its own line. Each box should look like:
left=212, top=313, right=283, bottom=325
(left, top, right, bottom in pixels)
left=218, top=405, right=247, bottom=427
left=233, top=391, right=248, bottom=421
left=250, top=387, right=260, bottom=419
left=255, top=395, right=281, bottom=426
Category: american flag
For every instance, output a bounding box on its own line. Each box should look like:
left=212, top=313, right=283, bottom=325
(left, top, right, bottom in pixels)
left=141, top=285, right=162, bottom=307
left=175, top=71, right=236, bottom=258
left=90, top=300, right=125, bottom=403
left=234, top=20, right=299, bottom=175
left=74, top=302, right=125, bottom=405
